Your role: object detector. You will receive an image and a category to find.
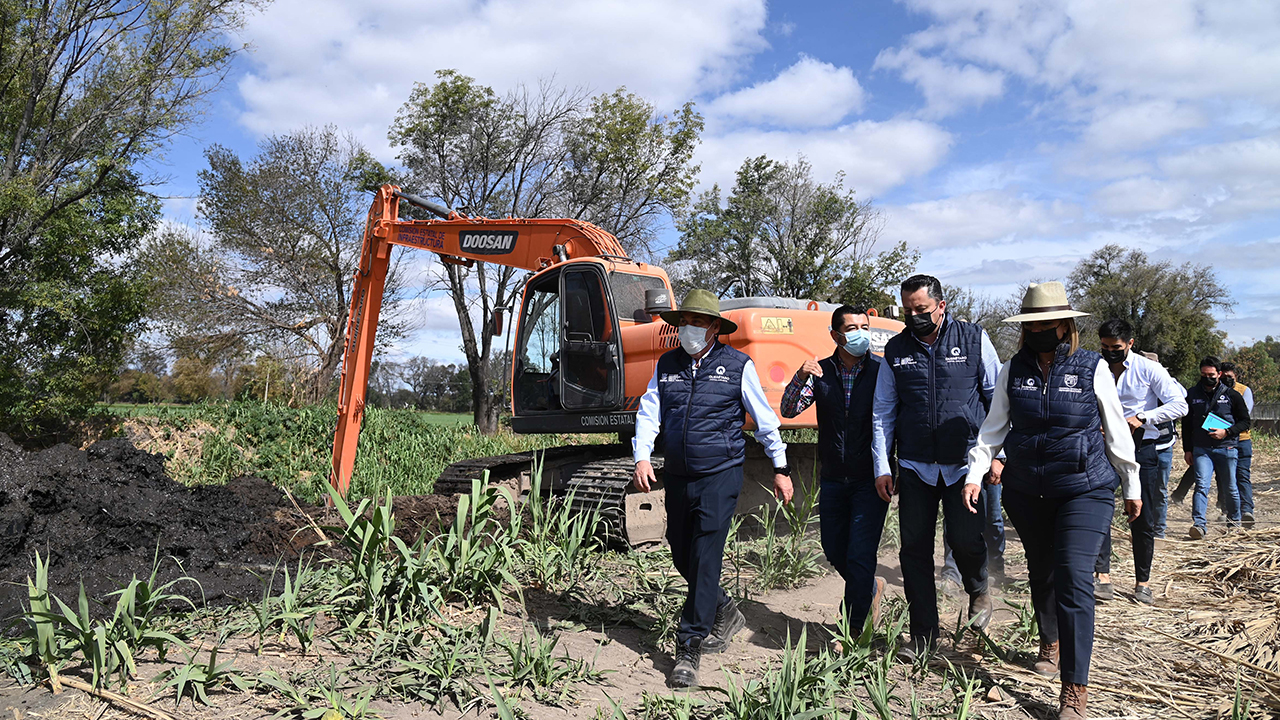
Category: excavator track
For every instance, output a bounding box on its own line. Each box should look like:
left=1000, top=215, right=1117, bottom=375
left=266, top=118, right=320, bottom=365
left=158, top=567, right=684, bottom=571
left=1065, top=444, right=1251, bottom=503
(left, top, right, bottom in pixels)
left=433, top=444, right=670, bottom=546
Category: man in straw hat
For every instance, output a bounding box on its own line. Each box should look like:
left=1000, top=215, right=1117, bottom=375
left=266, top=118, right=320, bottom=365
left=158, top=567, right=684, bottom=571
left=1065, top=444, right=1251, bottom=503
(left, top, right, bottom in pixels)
left=632, top=289, right=793, bottom=688
left=965, top=281, right=1140, bottom=720
left=871, top=274, right=1001, bottom=663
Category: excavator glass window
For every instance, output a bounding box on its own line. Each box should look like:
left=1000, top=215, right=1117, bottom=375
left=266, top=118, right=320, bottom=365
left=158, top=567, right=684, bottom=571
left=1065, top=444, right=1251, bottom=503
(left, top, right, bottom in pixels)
left=514, top=275, right=561, bottom=413
left=559, top=266, right=622, bottom=410
left=610, top=272, right=669, bottom=322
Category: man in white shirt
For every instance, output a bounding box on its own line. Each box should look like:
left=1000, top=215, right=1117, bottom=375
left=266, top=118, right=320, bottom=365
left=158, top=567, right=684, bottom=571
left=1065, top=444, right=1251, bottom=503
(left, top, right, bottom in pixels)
left=632, top=289, right=792, bottom=688
left=1095, top=320, right=1187, bottom=605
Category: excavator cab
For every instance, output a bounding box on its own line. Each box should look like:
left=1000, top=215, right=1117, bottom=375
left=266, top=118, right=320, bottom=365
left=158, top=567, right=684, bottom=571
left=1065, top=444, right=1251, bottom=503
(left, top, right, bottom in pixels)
left=513, top=261, right=623, bottom=415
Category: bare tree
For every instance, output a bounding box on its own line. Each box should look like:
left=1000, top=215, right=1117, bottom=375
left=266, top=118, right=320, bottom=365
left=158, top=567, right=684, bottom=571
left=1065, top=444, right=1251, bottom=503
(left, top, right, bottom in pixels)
left=389, top=71, right=702, bottom=433
left=143, top=126, right=410, bottom=403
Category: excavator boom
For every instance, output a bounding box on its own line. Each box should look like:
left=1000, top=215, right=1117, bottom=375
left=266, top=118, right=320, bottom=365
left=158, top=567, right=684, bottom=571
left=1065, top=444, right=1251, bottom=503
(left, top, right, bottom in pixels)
left=330, top=185, right=634, bottom=496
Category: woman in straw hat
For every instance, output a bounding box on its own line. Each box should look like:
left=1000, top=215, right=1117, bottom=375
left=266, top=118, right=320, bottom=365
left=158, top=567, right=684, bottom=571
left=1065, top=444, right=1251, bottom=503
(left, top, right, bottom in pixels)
left=963, top=281, right=1140, bottom=720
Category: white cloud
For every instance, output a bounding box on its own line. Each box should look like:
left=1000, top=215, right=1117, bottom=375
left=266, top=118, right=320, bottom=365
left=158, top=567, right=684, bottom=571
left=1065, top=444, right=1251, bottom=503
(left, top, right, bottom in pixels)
left=883, top=190, right=1076, bottom=249
left=235, top=0, right=768, bottom=160
left=873, top=48, right=1004, bottom=118
left=1082, top=101, right=1206, bottom=151
left=707, top=55, right=864, bottom=127
left=696, top=118, right=953, bottom=196
left=1092, top=177, right=1195, bottom=216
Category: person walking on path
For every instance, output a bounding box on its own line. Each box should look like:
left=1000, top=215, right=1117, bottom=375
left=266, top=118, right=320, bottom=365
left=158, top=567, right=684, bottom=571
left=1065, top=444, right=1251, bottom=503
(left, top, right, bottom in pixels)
left=632, top=289, right=793, bottom=688
left=872, top=274, right=999, bottom=662
left=1183, top=356, right=1251, bottom=539
left=1091, top=319, right=1186, bottom=606
left=781, top=304, right=888, bottom=632
left=965, top=281, right=1141, bottom=720
left=1219, top=362, right=1255, bottom=528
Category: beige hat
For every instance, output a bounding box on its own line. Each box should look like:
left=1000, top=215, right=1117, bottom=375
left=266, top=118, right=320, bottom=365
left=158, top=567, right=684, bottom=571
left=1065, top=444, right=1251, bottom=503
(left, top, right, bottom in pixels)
left=1002, top=281, right=1090, bottom=323
left=659, top=288, right=739, bottom=335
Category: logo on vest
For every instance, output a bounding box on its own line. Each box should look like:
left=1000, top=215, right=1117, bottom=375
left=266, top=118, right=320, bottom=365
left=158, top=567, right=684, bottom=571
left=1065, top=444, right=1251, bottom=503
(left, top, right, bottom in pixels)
left=893, top=356, right=918, bottom=367
left=708, top=365, right=732, bottom=382
left=660, top=373, right=682, bottom=383
left=1020, top=377, right=1037, bottom=389
left=1060, top=374, right=1083, bottom=394
left=945, top=346, right=968, bottom=363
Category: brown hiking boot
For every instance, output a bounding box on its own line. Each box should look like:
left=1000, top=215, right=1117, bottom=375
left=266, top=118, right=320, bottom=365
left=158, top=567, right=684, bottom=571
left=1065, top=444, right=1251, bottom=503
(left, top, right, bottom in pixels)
left=1033, top=639, right=1059, bottom=677
left=1059, top=682, right=1088, bottom=719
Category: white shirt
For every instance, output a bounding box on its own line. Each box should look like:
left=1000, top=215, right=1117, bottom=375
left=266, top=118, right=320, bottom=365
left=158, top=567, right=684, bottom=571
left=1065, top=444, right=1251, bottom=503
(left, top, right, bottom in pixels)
left=870, top=320, right=1001, bottom=485
left=1110, top=352, right=1188, bottom=440
left=966, top=356, right=1141, bottom=500
left=632, top=343, right=788, bottom=467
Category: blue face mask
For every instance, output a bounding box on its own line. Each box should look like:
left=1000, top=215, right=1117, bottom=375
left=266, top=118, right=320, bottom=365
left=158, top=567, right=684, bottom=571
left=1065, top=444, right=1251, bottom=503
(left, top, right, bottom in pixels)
left=839, top=329, right=871, bottom=357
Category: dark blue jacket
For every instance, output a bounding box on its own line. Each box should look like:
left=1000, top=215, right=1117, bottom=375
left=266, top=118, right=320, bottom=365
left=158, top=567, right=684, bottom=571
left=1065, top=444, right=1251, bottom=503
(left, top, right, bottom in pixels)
left=1000, top=345, right=1117, bottom=498
left=1183, top=380, right=1250, bottom=451
left=883, top=316, right=991, bottom=465
left=656, top=342, right=750, bottom=476
left=813, top=352, right=883, bottom=482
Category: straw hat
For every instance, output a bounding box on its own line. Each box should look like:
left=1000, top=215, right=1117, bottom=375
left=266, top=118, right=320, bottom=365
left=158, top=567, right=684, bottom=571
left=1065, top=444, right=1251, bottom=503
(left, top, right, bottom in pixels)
left=1002, top=282, right=1090, bottom=323
left=660, top=289, right=739, bottom=335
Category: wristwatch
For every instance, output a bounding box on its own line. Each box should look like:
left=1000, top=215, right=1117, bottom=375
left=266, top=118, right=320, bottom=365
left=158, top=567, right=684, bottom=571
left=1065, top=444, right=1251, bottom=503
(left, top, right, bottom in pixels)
left=1135, top=412, right=1147, bottom=424
left=773, top=466, right=791, bottom=477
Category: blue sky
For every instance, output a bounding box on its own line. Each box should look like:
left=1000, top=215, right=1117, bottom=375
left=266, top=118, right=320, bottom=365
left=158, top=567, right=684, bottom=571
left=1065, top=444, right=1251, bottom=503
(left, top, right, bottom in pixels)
left=154, top=0, right=1280, bottom=363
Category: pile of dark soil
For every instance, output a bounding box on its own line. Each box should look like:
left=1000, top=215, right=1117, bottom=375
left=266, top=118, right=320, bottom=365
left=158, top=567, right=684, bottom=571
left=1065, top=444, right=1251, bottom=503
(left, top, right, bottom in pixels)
left=0, top=434, right=294, bottom=624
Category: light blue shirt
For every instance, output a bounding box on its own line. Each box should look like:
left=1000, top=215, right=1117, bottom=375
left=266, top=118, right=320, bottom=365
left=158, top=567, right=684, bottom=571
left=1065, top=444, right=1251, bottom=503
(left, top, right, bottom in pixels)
left=632, top=342, right=788, bottom=467
left=871, top=319, right=1001, bottom=485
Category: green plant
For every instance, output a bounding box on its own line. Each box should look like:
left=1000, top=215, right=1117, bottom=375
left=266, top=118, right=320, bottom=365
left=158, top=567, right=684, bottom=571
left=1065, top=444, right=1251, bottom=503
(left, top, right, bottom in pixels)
left=742, top=490, right=824, bottom=591
left=498, top=627, right=607, bottom=705
left=258, top=664, right=377, bottom=719
left=520, top=462, right=603, bottom=591
left=426, top=478, right=522, bottom=608
left=851, top=654, right=899, bottom=720
left=716, top=627, right=839, bottom=720
left=15, top=553, right=66, bottom=687
left=154, top=642, right=251, bottom=706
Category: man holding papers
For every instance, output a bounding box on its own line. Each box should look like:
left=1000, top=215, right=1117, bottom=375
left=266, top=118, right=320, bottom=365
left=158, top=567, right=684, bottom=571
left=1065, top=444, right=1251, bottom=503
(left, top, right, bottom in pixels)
left=1183, top=356, right=1251, bottom=539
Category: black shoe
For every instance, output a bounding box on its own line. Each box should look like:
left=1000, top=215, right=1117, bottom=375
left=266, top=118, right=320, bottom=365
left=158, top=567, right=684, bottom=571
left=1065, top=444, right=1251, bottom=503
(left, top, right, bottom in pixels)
left=670, top=639, right=701, bottom=688
left=895, top=634, right=935, bottom=664
left=1094, top=577, right=1114, bottom=602
left=1243, top=512, right=1256, bottom=529
left=967, top=590, right=993, bottom=631
left=1188, top=525, right=1205, bottom=540
left=701, top=599, right=745, bottom=654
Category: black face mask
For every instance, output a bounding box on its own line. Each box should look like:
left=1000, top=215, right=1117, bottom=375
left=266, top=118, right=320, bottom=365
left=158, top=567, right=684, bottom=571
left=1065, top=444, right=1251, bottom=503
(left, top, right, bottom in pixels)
left=1026, top=326, right=1063, bottom=353
left=1100, top=348, right=1127, bottom=365
left=1202, top=376, right=1219, bottom=388
left=906, top=309, right=938, bottom=338
left=1223, top=377, right=1237, bottom=388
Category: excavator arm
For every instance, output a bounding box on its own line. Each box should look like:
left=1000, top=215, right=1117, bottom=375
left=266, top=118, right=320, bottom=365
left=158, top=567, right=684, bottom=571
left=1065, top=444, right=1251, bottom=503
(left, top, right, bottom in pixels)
left=329, top=184, right=630, bottom=496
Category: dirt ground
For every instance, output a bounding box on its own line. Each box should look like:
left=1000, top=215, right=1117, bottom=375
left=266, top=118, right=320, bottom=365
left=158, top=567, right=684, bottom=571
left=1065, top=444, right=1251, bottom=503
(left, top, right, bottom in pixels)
left=1, top=441, right=1277, bottom=719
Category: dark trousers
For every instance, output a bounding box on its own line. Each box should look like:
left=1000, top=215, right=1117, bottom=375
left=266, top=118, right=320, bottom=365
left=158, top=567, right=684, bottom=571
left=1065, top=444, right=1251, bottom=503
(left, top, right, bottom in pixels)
left=1004, top=484, right=1114, bottom=686
left=665, top=465, right=743, bottom=646
left=943, top=482, right=1006, bottom=581
left=1238, top=439, right=1254, bottom=516
left=898, top=467, right=988, bottom=641
left=1095, top=441, right=1159, bottom=582
left=819, top=477, right=889, bottom=629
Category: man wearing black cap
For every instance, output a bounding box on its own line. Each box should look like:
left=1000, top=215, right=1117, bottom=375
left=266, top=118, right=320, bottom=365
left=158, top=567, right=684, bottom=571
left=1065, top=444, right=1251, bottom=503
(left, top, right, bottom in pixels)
left=632, top=289, right=792, bottom=688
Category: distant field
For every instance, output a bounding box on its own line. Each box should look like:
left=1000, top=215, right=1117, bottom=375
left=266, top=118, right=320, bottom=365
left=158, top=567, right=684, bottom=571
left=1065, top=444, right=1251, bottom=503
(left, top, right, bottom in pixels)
left=109, top=401, right=605, bottom=502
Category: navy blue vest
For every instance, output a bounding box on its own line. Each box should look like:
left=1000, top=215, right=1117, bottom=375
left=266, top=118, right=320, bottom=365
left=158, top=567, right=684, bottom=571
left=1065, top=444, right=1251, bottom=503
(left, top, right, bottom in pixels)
left=1001, top=345, right=1118, bottom=498
left=813, top=352, right=882, bottom=481
left=656, top=342, right=750, bottom=476
left=882, top=316, right=991, bottom=464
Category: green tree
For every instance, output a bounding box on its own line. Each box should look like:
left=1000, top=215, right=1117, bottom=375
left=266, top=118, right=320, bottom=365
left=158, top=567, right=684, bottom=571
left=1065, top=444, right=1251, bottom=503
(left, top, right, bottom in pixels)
left=667, top=155, right=909, bottom=306
left=1229, top=343, right=1280, bottom=404
left=0, top=0, right=252, bottom=441
left=1068, top=245, right=1231, bottom=381
left=389, top=70, right=701, bottom=433
left=142, top=127, right=408, bottom=403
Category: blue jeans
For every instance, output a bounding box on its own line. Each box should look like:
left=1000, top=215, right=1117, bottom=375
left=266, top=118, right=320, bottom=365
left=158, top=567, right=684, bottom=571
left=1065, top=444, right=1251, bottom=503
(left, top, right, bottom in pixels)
left=1238, top=439, right=1253, bottom=516
left=1192, top=446, right=1239, bottom=530
left=1154, top=446, right=1173, bottom=538
left=819, top=478, right=889, bottom=629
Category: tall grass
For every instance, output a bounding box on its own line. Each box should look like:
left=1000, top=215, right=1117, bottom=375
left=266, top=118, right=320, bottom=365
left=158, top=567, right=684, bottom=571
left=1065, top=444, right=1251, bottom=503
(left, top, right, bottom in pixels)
left=112, top=401, right=606, bottom=501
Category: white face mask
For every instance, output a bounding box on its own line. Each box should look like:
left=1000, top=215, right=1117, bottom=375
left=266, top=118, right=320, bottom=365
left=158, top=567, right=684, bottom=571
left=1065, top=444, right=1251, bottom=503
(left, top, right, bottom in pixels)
left=679, top=324, right=711, bottom=356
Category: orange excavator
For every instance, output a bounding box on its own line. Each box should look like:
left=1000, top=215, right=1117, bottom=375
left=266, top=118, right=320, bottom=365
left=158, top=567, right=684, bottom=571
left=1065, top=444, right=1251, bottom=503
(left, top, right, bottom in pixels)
left=330, top=184, right=904, bottom=544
